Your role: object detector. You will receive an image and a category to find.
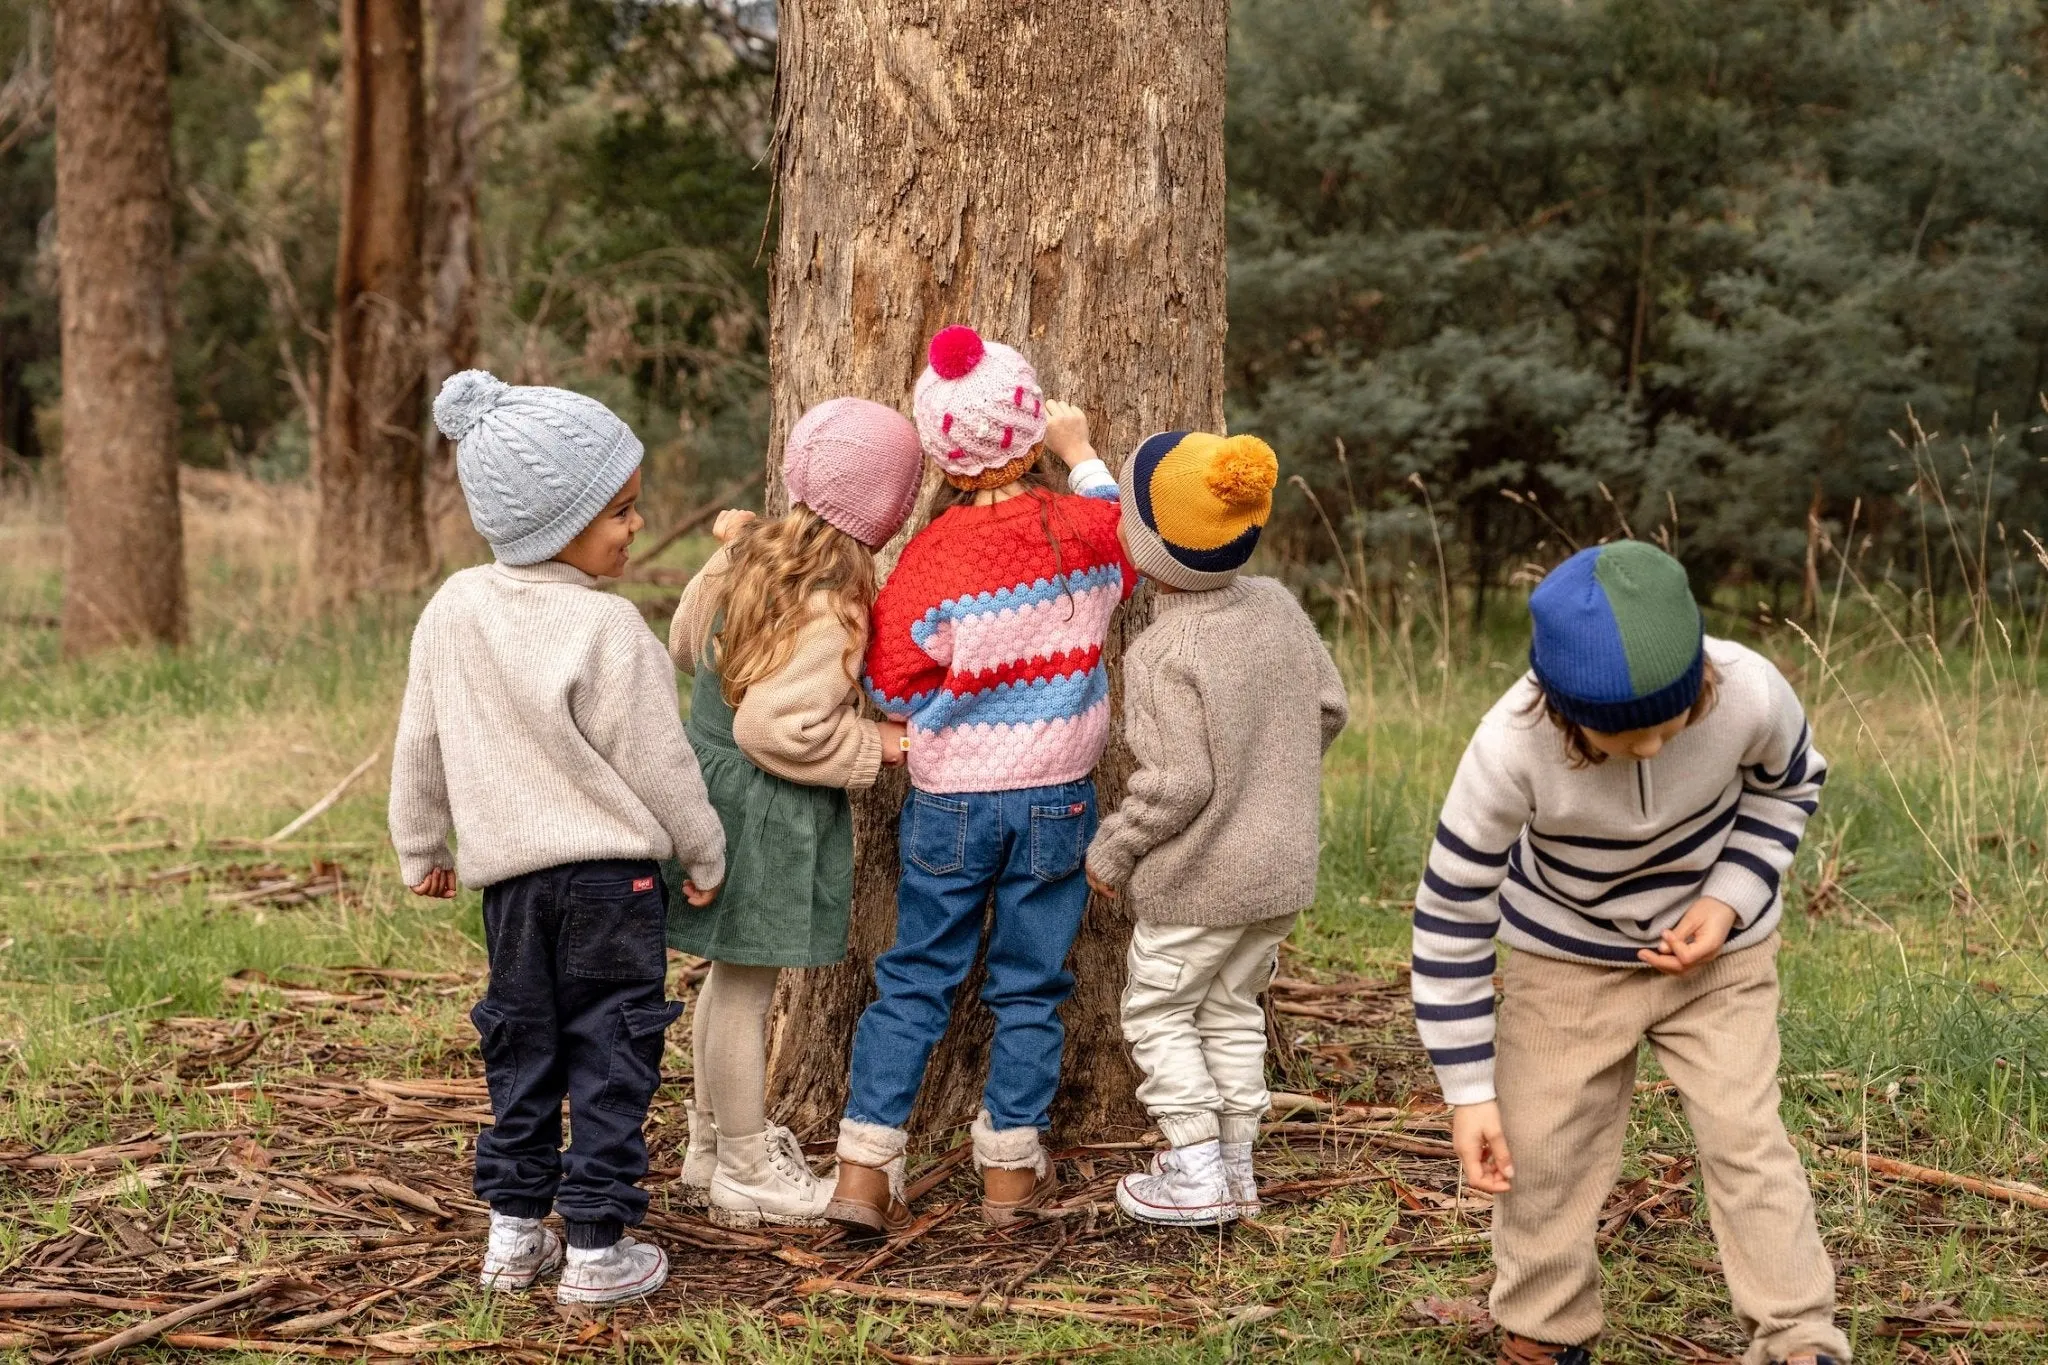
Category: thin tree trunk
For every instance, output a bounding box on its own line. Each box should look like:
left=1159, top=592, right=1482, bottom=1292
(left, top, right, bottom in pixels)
left=52, top=0, right=185, bottom=653
left=761, top=0, right=1229, bottom=1145
left=422, top=0, right=483, bottom=561
left=317, top=0, right=429, bottom=599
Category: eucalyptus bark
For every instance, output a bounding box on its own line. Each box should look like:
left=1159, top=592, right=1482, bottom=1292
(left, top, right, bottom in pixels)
left=317, top=0, right=430, bottom=598
left=52, top=0, right=186, bottom=654
left=761, top=0, right=1228, bottom=1144
left=422, top=0, right=482, bottom=556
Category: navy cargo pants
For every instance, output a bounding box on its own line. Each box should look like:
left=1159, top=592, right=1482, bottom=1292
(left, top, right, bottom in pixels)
left=471, top=858, right=682, bottom=1249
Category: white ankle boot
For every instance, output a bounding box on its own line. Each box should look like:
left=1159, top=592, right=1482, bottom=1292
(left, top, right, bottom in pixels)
left=680, top=1102, right=718, bottom=1207
left=556, top=1235, right=668, bottom=1305
left=707, top=1125, right=833, bottom=1228
left=1221, top=1141, right=1259, bottom=1218
left=480, top=1211, right=562, bottom=1290
left=1116, top=1139, right=1238, bottom=1226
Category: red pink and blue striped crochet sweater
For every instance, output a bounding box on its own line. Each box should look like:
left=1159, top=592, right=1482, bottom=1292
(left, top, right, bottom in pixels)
left=863, top=486, right=1134, bottom=794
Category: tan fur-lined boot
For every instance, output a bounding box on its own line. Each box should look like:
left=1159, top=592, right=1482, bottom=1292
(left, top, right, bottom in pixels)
left=972, top=1109, right=1056, bottom=1227
left=823, top=1119, right=911, bottom=1239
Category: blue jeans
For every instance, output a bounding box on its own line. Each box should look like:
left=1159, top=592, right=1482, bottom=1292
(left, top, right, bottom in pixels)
left=844, top=780, right=1097, bottom=1133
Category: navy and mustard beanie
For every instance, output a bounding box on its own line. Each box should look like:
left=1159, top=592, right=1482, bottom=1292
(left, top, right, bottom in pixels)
left=1528, top=541, right=1704, bottom=733
left=1120, top=430, right=1280, bottom=591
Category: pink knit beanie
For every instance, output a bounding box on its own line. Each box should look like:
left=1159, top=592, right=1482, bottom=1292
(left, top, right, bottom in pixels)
left=783, top=397, right=923, bottom=548
left=911, top=326, right=1047, bottom=487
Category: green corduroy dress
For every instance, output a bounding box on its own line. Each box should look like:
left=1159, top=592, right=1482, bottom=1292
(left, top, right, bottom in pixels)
left=662, top=631, right=855, bottom=968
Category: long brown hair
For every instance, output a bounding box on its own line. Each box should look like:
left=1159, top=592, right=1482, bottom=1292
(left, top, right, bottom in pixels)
left=1524, top=659, right=1721, bottom=768
left=711, top=506, right=877, bottom=708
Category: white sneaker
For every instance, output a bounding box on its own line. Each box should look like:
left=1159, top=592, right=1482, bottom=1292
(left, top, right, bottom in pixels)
left=556, top=1235, right=668, bottom=1305
left=708, top=1125, right=833, bottom=1228
left=1222, top=1140, right=1260, bottom=1218
left=1116, top=1139, right=1238, bottom=1227
left=479, top=1212, right=563, bottom=1291
left=679, top=1102, right=718, bottom=1207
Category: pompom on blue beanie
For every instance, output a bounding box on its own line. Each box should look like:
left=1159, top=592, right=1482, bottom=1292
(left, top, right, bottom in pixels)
left=434, top=370, right=645, bottom=566
left=1528, top=541, right=1704, bottom=733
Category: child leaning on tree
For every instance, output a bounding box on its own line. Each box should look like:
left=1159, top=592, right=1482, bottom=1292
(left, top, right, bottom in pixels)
left=1081, top=428, right=1350, bottom=1228
left=390, top=371, right=725, bottom=1307
left=663, top=397, right=922, bottom=1230
left=1410, top=540, right=1848, bottom=1365
left=823, top=325, right=1132, bottom=1237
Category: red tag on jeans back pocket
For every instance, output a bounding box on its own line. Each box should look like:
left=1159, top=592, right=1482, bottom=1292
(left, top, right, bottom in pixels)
left=633, top=877, right=655, bottom=893
left=1069, top=803, right=1086, bottom=814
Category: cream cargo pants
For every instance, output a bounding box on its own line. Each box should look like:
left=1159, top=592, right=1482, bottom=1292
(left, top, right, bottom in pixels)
left=1120, top=913, right=1296, bottom=1148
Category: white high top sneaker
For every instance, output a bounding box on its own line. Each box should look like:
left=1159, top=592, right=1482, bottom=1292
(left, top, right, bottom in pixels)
left=1221, top=1142, right=1260, bottom=1218
left=679, top=1102, right=718, bottom=1208
left=479, top=1211, right=563, bottom=1290
left=1115, top=1139, right=1238, bottom=1227
left=556, top=1235, right=668, bottom=1305
left=707, top=1125, right=834, bottom=1229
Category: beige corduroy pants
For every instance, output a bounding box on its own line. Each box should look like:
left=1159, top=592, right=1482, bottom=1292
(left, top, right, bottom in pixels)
left=1491, top=937, right=1850, bottom=1365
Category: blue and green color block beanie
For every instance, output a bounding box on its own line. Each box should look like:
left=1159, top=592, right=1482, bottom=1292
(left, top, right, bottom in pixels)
left=1528, top=541, right=1704, bottom=733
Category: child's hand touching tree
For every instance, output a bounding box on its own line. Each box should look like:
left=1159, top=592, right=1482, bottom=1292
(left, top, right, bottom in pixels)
left=1042, top=400, right=1098, bottom=470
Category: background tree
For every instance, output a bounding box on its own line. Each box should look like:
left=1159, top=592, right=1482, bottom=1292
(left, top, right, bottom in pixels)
left=422, top=0, right=484, bottom=553
left=760, top=0, right=1229, bottom=1143
left=51, top=0, right=185, bottom=652
left=316, top=0, right=429, bottom=598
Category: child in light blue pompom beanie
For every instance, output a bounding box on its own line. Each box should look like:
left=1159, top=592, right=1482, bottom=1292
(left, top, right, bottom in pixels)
left=391, top=369, right=725, bottom=1305
left=434, top=370, right=647, bottom=565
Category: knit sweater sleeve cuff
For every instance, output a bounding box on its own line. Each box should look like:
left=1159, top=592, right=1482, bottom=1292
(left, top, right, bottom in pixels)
left=1700, top=860, right=1776, bottom=927
left=1436, top=1066, right=1497, bottom=1107
left=397, top=845, right=454, bottom=890
left=1066, top=458, right=1117, bottom=500
left=844, top=719, right=885, bottom=791
left=685, top=851, right=727, bottom=894
left=1085, top=827, right=1138, bottom=889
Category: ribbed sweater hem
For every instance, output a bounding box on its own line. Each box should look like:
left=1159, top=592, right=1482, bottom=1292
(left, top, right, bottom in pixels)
left=1129, top=883, right=1315, bottom=928
left=1499, top=903, right=1783, bottom=967
left=904, top=758, right=1102, bottom=796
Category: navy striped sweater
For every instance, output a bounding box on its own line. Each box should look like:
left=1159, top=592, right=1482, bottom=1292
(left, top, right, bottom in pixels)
left=1411, top=639, right=1825, bottom=1105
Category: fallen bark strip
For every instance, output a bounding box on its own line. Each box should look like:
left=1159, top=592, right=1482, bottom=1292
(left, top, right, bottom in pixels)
left=902, top=1140, right=973, bottom=1203
left=1824, top=1146, right=2048, bottom=1212
left=161, top=1334, right=366, bottom=1358
left=1876, top=1317, right=2048, bottom=1338
left=0, top=1291, right=177, bottom=1312
left=319, top=1171, right=448, bottom=1217
left=64, top=1275, right=283, bottom=1362
left=797, top=1277, right=1194, bottom=1328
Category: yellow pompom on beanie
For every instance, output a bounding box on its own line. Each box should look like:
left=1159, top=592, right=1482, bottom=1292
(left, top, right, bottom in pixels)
left=1118, top=429, right=1279, bottom=591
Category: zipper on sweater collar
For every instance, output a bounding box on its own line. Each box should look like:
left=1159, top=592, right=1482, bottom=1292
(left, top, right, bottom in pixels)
left=1635, top=758, right=1655, bottom=818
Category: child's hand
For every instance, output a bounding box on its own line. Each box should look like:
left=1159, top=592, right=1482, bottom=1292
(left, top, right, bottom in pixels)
left=1042, top=400, right=1098, bottom=470
left=409, top=868, right=456, bottom=899
left=712, top=510, right=757, bottom=544
left=1451, top=1101, right=1514, bottom=1193
left=879, top=720, right=909, bottom=766
left=1637, top=896, right=1737, bottom=975
left=682, top=879, right=720, bottom=908
left=1085, top=867, right=1119, bottom=900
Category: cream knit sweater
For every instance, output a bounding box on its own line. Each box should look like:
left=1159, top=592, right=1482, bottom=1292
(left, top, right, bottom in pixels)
left=389, top=561, right=727, bottom=891
left=1086, top=577, right=1350, bottom=926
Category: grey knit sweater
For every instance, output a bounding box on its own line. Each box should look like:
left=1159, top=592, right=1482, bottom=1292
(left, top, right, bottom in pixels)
left=1086, top=577, right=1349, bottom=926
left=389, top=561, right=726, bottom=892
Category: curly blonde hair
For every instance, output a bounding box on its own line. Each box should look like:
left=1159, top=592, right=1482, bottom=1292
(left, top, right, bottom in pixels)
left=711, top=505, right=877, bottom=709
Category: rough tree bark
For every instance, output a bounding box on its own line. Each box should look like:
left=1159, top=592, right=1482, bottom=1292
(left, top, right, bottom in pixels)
left=422, top=0, right=483, bottom=559
left=761, top=0, right=1228, bottom=1144
left=316, top=0, right=430, bottom=598
left=52, top=0, right=186, bottom=654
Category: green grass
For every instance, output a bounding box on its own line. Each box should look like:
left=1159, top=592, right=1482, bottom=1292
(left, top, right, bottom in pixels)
left=1, top=479, right=2045, bottom=1362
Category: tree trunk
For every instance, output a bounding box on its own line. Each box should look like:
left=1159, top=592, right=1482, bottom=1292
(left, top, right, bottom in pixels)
left=761, top=0, right=1228, bottom=1145
left=422, top=0, right=483, bottom=562
left=52, top=0, right=185, bottom=654
left=316, top=0, right=429, bottom=599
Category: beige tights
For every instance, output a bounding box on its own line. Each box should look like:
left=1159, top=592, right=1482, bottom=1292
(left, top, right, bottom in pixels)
left=690, top=960, right=780, bottom=1141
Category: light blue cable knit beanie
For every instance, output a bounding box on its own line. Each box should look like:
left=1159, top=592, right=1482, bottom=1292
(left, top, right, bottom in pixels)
left=433, top=370, right=645, bottom=566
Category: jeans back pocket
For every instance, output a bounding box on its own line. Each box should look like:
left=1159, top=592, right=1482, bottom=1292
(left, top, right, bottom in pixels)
left=1028, top=794, right=1094, bottom=882
left=563, top=868, right=669, bottom=981
left=904, top=791, right=968, bottom=876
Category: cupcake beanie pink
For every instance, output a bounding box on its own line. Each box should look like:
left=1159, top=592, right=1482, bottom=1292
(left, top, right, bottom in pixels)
left=911, top=326, right=1047, bottom=486
left=783, top=397, right=923, bottom=548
